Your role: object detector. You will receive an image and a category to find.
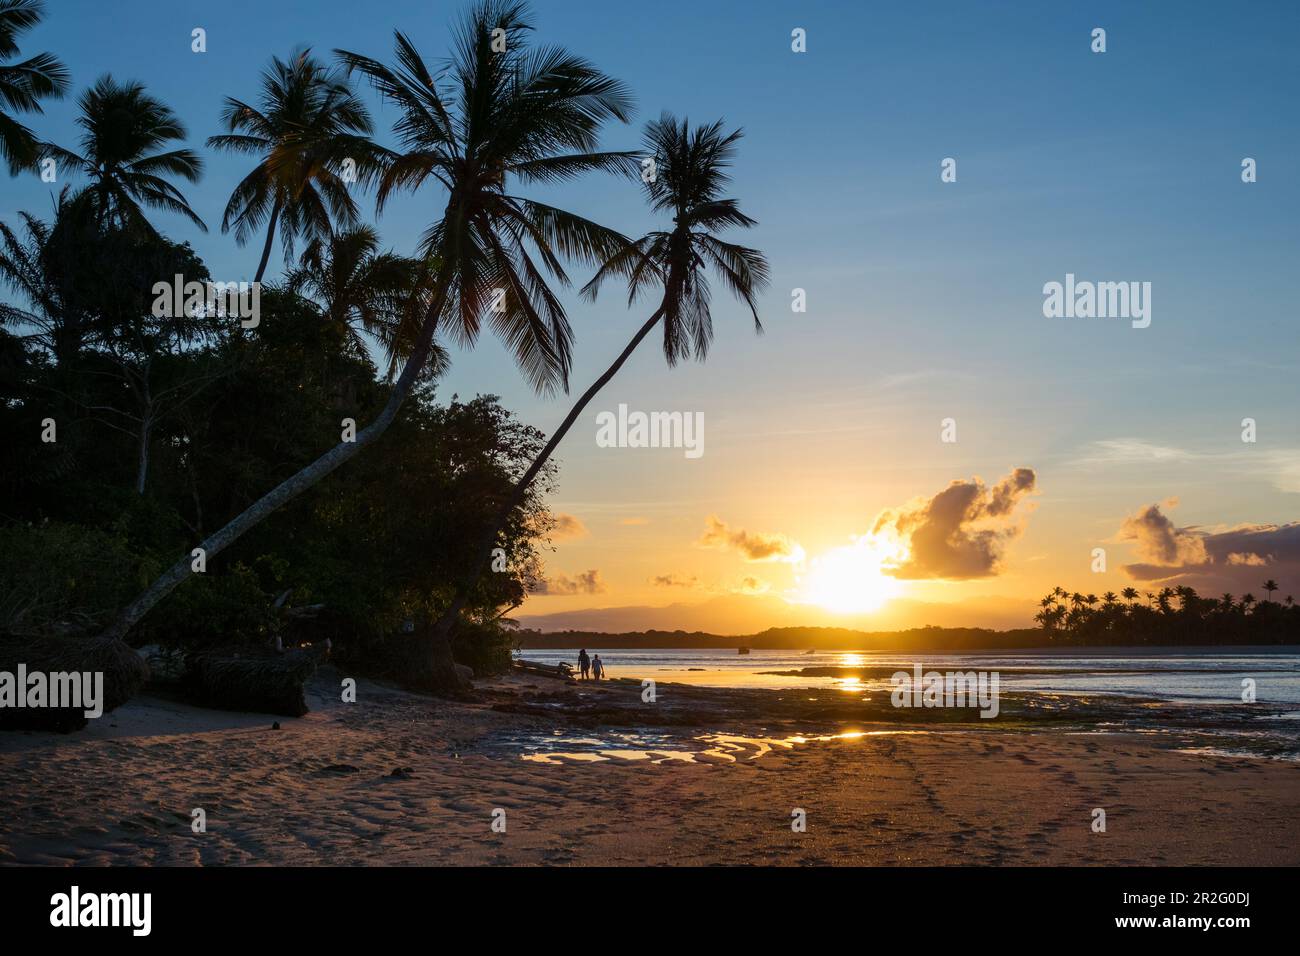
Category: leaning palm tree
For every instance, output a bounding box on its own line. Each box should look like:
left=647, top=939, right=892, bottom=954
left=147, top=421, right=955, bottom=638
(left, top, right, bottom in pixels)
left=45, top=76, right=204, bottom=233
left=208, top=49, right=381, bottom=283
left=288, top=225, right=446, bottom=377
left=96, top=1, right=635, bottom=694
left=421, top=114, right=769, bottom=654
left=0, top=0, right=68, bottom=174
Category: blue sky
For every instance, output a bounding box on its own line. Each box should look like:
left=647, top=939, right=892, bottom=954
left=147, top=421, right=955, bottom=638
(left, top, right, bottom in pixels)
left=6, top=1, right=1299, bottom=628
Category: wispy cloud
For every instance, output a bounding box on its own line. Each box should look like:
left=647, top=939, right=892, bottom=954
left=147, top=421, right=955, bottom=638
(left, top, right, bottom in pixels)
left=550, top=513, right=589, bottom=540
left=650, top=573, right=698, bottom=588
left=1071, top=440, right=1300, bottom=495
left=696, top=515, right=805, bottom=564
left=533, top=570, right=606, bottom=595
left=1075, top=438, right=1194, bottom=465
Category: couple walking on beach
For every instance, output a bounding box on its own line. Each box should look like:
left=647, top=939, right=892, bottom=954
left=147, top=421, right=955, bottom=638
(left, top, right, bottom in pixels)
left=577, top=649, right=605, bottom=681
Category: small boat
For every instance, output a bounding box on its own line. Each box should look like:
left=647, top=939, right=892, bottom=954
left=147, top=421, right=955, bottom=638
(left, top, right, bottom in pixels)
left=737, top=646, right=750, bottom=655
left=804, top=649, right=816, bottom=655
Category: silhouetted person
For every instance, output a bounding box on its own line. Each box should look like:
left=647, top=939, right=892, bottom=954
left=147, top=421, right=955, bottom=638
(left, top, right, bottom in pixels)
left=577, top=648, right=590, bottom=680
left=592, top=654, right=605, bottom=680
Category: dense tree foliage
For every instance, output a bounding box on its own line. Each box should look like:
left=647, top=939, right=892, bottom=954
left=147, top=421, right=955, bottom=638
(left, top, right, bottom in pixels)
left=1034, top=586, right=1299, bottom=645
left=0, top=210, right=555, bottom=681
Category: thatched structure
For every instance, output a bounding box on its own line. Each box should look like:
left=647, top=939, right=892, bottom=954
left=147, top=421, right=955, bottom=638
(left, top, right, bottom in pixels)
left=0, top=634, right=148, bottom=733
left=182, top=648, right=320, bottom=717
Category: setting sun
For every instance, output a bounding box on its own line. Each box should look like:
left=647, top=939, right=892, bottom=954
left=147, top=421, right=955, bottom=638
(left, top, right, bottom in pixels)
left=797, top=540, right=903, bottom=613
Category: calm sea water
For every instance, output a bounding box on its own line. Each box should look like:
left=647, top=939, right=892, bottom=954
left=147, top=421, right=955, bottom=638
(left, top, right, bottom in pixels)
left=519, top=647, right=1300, bottom=705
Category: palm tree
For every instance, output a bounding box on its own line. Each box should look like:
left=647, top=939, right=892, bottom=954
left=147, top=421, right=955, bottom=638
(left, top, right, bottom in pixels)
left=1262, top=579, right=1279, bottom=602
left=288, top=225, right=445, bottom=377
left=96, top=1, right=635, bottom=691
left=1121, top=586, right=1138, bottom=604
left=0, top=192, right=80, bottom=361
left=0, top=0, right=68, bottom=174
left=208, top=49, right=381, bottom=283
left=421, top=113, right=769, bottom=655
left=46, top=76, right=205, bottom=233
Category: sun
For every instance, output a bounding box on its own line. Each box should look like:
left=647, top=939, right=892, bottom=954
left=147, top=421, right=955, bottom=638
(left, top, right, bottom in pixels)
left=797, top=539, right=903, bottom=613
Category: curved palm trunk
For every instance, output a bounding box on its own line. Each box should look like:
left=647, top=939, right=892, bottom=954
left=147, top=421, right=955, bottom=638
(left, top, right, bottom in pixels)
left=96, top=271, right=452, bottom=647
left=424, top=302, right=668, bottom=664
left=253, top=201, right=283, bottom=284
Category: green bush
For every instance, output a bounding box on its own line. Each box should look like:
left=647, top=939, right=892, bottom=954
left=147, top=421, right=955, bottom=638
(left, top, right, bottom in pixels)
left=0, top=523, right=141, bottom=637
left=452, top=618, right=518, bottom=677
left=140, top=561, right=281, bottom=651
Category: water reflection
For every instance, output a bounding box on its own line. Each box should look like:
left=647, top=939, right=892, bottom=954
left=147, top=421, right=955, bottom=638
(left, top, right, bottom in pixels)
left=518, top=728, right=926, bottom=765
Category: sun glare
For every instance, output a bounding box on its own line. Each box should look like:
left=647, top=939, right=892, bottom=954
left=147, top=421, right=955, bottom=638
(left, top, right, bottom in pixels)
left=798, top=539, right=903, bottom=613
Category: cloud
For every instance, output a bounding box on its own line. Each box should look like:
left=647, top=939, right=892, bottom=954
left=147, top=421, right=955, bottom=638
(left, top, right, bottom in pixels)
left=1117, top=499, right=1209, bottom=566
left=650, top=573, right=699, bottom=588
left=1073, top=440, right=1300, bottom=496
left=550, top=513, right=589, bottom=540
left=534, top=569, right=606, bottom=595
left=1227, top=552, right=1268, bottom=566
left=1075, top=439, right=1193, bottom=465
left=871, top=467, right=1037, bottom=579
left=1118, top=501, right=1300, bottom=589
left=648, top=574, right=770, bottom=596
left=696, top=515, right=805, bottom=563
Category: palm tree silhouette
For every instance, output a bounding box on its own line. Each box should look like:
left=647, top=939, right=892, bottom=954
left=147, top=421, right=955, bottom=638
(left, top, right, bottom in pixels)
left=420, top=113, right=769, bottom=659
left=46, top=76, right=205, bottom=233
left=288, top=225, right=445, bottom=377
left=0, top=191, right=86, bottom=362
left=0, top=0, right=68, bottom=174
left=1263, top=579, right=1279, bottom=602
left=208, top=49, right=381, bottom=283
left=98, top=1, right=635, bottom=685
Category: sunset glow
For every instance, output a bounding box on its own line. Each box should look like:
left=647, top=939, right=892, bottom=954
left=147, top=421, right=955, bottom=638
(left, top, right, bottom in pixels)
left=797, top=540, right=904, bottom=613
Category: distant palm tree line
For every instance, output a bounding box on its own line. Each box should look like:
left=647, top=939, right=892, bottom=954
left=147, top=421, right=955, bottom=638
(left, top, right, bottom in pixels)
left=1035, top=583, right=1298, bottom=646
left=1, top=0, right=770, bottom=692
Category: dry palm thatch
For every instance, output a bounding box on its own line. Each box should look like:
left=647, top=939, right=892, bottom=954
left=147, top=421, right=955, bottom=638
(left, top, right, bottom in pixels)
left=183, top=647, right=320, bottom=717
left=0, top=633, right=148, bottom=732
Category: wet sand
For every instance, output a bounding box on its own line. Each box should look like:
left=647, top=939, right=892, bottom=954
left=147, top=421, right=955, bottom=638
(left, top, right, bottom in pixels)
left=1, top=668, right=1298, bottom=866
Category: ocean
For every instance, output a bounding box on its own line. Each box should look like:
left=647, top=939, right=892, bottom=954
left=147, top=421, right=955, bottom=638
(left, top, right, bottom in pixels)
left=518, top=647, right=1300, bottom=705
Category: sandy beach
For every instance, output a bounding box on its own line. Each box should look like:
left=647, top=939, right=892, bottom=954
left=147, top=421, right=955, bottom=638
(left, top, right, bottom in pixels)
left=2, top=667, right=1298, bottom=866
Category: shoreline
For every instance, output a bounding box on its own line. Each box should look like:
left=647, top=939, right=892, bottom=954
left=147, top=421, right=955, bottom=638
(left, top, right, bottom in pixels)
left=3, top=667, right=1299, bottom=865
left=521, top=644, right=1300, bottom=656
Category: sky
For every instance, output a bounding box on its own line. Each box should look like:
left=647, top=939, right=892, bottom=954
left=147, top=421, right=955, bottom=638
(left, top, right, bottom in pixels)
left=6, top=0, right=1299, bottom=632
